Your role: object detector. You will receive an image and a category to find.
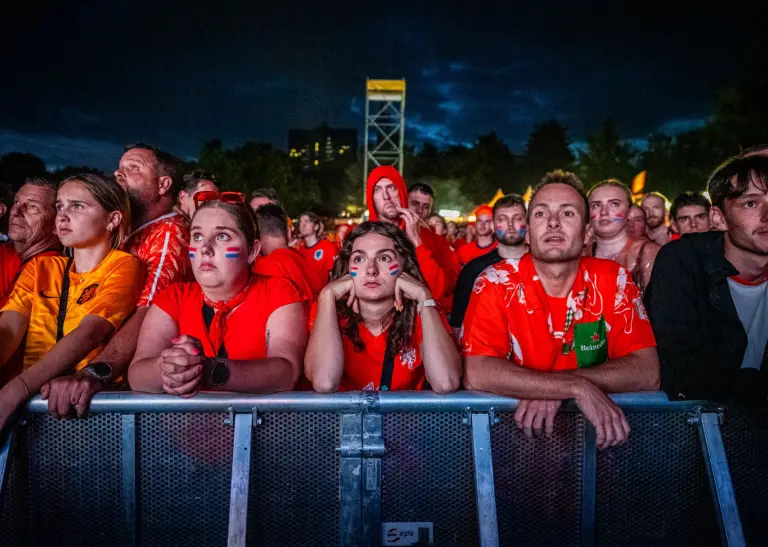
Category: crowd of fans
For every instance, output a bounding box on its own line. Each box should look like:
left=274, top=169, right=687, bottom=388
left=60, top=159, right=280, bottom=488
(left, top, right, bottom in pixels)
left=0, top=143, right=765, bottom=449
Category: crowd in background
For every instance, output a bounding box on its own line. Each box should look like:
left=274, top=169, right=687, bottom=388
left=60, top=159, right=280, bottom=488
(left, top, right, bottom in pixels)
left=0, top=143, right=765, bottom=449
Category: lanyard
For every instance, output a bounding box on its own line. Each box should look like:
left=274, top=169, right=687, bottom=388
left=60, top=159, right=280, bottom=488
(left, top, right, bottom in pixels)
left=56, top=256, right=75, bottom=341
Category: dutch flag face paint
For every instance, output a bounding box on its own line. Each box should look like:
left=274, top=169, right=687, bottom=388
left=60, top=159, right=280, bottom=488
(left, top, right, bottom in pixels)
left=189, top=247, right=197, bottom=259
left=518, top=226, right=527, bottom=238
left=350, top=266, right=358, bottom=277
left=389, top=264, right=399, bottom=276
left=225, top=247, right=242, bottom=259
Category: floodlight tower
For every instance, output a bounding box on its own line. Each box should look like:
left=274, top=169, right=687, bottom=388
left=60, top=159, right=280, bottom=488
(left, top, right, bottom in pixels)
left=362, top=78, right=406, bottom=206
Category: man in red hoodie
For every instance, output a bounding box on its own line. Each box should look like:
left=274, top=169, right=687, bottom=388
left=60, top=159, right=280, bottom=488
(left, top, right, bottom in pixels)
left=366, top=166, right=460, bottom=301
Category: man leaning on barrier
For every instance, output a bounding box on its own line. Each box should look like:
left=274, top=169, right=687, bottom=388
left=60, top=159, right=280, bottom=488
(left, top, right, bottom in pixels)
left=461, top=170, right=660, bottom=450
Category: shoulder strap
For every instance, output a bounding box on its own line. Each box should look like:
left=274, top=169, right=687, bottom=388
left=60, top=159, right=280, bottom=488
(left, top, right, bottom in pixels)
left=56, top=256, right=75, bottom=341
left=379, top=337, right=396, bottom=391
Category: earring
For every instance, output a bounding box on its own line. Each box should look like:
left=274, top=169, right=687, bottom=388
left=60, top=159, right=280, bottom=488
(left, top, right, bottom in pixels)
left=107, top=225, right=113, bottom=232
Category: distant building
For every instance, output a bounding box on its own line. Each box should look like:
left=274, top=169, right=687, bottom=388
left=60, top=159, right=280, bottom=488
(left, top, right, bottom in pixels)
left=288, top=125, right=357, bottom=168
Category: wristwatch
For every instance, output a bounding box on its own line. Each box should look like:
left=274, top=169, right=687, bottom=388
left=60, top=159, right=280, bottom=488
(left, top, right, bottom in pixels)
left=417, top=299, right=439, bottom=315
left=209, top=358, right=230, bottom=388
left=83, top=362, right=114, bottom=383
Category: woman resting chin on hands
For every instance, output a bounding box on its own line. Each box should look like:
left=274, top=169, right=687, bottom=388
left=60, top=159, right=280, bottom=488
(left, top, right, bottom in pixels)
left=304, top=221, right=461, bottom=394
left=128, top=192, right=308, bottom=396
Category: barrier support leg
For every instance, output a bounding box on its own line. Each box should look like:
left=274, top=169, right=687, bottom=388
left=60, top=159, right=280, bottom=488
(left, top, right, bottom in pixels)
left=694, top=411, right=746, bottom=547
left=580, top=422, right=597, bottom=547
left=0, top=425, right=16, bottom=517
left=121, top=414, right=137, bottom=547
left=227, top=412, right=253, bottom=547
left=339, top=413, right=363, bottom=547
left=471, top=412, right=500, bottom=547
left=361, top=413, right=384, bottom=547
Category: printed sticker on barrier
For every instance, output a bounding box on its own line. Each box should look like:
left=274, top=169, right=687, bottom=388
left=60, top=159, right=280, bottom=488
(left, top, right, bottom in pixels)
left=382, top=522, right=433, bottom=545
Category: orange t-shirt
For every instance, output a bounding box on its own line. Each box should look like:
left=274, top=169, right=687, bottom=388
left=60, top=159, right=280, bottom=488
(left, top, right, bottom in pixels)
left=0, top=243, right=60, bottom=308
left=1, top=250, right=145, bottom=370
left=153, top=276, right=302, bottom=359
left=124, top=212, right=193, bottom=307
left=457, top=240, right=498, bottom=265
left=309, top=303, right=452, bottom=391
left=299, top=239, right=338, bottom=283
left=253, top=247, right=326, bottom=302
left=461, top=254, right=656, bottom=371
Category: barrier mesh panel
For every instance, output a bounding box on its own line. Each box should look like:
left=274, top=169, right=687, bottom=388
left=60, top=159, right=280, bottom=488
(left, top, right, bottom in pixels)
left=492, top=411, right=584, bottom=546
left=138, top=412, right=233, bottom=547
left=246, top=412, right=340, bottom=547
left=596, top=411, right=719, bottom=547
left=18, top=414, right=122, bottom=546
left=721, top=408, right=768, bottom=546
left=0, top=431, right=30, bottom=547
left=382, top=412, right=477, bottom=547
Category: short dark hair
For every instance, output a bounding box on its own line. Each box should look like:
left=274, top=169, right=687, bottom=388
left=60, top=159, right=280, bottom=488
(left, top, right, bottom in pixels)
left=300, top=211, right=323, bottom=236
left=182, top=169, right=217, bottom=194
left=588, top=179, right=632, bottom=208
left=408, top=182, right=434, bottom=198
left=708, top=155, right=768, bottom=210
left=255, top=203, right=288, bottom=238
left=250, top=188, right=278, bottom=201
left=530, top=169, right=589, bottom=224
left=125, top=143, right=183, bottom=196
left=492, top=194, right=526, bottom=217
left=428, top=213, right=446, bottom=229
left=670, top=192, right=711, bottom=221
left=741, top=144, right=768, bottom=156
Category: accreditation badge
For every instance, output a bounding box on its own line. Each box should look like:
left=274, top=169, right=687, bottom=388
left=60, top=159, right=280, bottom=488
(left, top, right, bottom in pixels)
left=574, top=316, right=608, bottom=368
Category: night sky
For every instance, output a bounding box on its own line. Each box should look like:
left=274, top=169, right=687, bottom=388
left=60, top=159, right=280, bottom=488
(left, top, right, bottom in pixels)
left=1, top=1, right=765, bottom=171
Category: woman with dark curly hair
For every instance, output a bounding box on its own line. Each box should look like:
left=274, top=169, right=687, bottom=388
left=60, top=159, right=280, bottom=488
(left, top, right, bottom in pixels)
left=305, top=221, right=461, bottom=393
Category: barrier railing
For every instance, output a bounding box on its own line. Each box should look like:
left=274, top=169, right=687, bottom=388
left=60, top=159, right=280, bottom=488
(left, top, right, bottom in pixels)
left=0, top=391, right=762, bottom=547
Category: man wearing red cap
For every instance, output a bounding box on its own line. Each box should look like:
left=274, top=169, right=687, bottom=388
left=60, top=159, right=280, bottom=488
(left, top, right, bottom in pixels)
left=366, top=166, right=460, bottom=300
left=457, top=205, right=498, bottom=265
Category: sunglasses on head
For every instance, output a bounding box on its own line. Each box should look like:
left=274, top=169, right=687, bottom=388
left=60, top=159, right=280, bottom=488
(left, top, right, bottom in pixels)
left=193, top=190, right=246, bottom=209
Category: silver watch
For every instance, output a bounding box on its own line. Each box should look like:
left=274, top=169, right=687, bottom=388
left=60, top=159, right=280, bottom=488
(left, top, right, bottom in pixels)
left=417, top=299, right=439, bottom=314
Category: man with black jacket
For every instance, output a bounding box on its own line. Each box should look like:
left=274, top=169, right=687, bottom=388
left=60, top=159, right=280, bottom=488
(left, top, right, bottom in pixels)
left=645, top=153, right=768, bottom=405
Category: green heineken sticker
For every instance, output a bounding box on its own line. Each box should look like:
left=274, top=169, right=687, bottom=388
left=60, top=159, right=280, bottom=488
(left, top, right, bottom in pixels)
left=573, top=316, right=608, bottom=368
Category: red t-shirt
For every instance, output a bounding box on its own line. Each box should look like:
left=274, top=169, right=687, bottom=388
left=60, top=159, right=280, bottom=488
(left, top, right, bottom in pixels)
left=457, top=240, right=498, bottom=265
left=309, top=303, right=452, bottom=391
left=299, top=239, right=338, bottom=283
left=462, top=254, right=656, bottom=371
left=153, top=276, right=302, bottom=359
left=0, top=243, right=60, bottom=308
left=253, top=247, right=326, bottom=302
left=124, top=213, right=193, bottom=307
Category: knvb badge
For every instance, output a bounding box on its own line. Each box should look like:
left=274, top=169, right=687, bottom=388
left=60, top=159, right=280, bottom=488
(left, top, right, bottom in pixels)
left=382, top=522, right=433, bottom=545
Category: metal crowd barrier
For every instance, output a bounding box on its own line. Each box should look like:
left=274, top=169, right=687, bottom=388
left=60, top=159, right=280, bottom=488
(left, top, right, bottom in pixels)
left=0, top=390, right=763, bottom=547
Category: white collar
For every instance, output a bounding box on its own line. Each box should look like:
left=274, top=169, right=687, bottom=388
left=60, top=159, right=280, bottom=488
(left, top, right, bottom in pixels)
left=126, top=212, right=179, bottom=240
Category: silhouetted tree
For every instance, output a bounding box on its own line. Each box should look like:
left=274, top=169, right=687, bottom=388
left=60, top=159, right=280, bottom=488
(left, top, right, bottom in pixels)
left=521, top=119, right=575, bottom=187
left=577, top=118, right=637, bottom=185
left=0, top=153, right=47, bottom=189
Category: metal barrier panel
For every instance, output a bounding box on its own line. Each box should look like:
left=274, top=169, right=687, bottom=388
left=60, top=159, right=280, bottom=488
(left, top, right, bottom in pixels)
left=382, top=412, right=478, bottom=546
left=137, top=413, right=233, bottom=546
left=0, top=414, right=125, bottom=547
left=596, top=410, right=719, bottom=547
left=246, top=412, right=340, bottom=547
left=721, top=408, right=768, bottom=546
left=491, top=411, right=584, bottom=546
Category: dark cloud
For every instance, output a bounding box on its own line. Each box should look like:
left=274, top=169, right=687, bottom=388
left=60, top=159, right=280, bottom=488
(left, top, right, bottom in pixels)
left=0, top=0, right=764, bottom=169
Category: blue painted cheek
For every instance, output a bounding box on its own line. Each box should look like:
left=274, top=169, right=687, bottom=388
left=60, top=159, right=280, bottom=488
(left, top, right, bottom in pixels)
left=518, top=227, right=527, bottom=238
left=496, top=229, right=505, bottom=239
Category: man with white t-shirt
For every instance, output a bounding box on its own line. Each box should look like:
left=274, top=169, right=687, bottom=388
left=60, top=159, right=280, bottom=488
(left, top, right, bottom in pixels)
left=645, top=153, right=768, bottom=405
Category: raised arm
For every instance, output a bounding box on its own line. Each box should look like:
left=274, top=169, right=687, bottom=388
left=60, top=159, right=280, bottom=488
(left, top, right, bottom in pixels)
left=418, top=306, right=461, bottom=393
left=304, top=289, right=346, bottom=393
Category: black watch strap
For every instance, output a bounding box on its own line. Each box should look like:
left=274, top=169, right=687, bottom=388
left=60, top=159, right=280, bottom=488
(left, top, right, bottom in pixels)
left=209, top=358, right=230, bottom=387
left=83, top=361, right=114, bottom=383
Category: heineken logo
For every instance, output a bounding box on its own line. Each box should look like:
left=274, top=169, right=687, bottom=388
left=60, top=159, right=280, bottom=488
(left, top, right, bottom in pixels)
left=580, top=338, right=606, bottom=352
left=591, top=332, right=599, bottom=342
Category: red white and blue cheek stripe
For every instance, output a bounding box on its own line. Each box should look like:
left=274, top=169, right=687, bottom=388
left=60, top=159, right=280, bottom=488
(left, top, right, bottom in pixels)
left=350, top=266, right=358, bottom=277
left=225, top=247, right=242, bottom=259
left=389, top=264, right=400, bottom=276
left=189, top=247, right=197, bottom=259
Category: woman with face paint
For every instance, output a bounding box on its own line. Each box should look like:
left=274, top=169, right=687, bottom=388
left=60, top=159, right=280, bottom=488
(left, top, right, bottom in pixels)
left=305, top=222, right=461, bottom=393
left=587, top=180, right=660, bottom=293
left=128, top=192, right=308, bottom=396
